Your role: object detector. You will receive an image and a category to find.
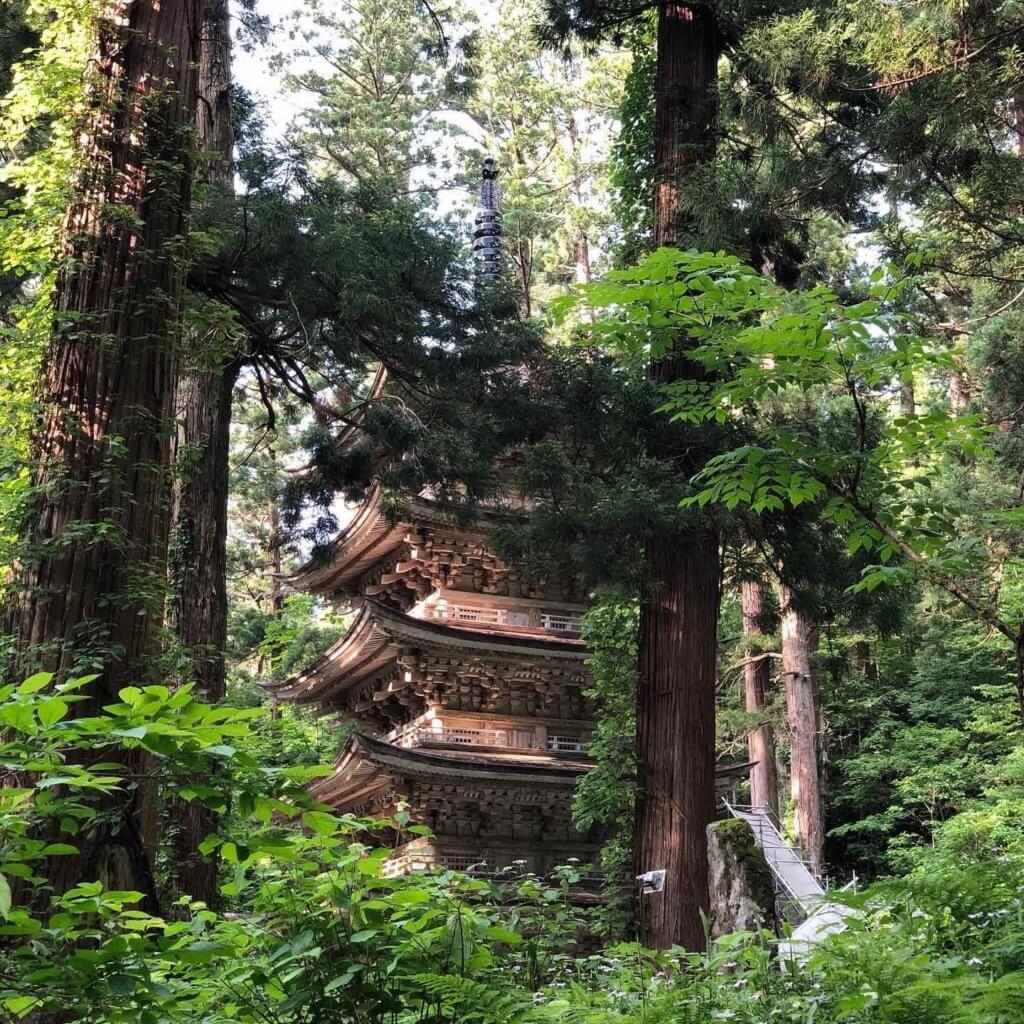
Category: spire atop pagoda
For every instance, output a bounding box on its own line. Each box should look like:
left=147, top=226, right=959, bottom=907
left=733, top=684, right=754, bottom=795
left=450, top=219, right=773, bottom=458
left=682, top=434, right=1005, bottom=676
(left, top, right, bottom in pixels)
left=473, top=156, right=503, bottom=283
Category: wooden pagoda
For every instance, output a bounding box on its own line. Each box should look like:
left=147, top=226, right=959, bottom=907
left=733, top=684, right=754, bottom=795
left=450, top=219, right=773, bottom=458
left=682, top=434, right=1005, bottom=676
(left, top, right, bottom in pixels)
left=275, top=484, right=602, bottom=877
left=273, top=160, right=750, bottom=883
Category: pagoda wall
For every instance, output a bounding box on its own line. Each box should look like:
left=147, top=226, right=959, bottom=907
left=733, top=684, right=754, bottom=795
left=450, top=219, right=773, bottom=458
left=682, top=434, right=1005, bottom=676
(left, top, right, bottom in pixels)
left=344, top=777, right=592, bottom=848
left=341, top=656, right=594, bottom=730
left=359, top=530, right=584, bottom=610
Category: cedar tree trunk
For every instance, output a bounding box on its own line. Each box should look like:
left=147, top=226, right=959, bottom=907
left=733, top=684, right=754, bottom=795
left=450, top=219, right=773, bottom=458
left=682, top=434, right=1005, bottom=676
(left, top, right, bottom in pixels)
left=166, top=0, right=237, bottom=909
left=778, top=582, right=825, bottom=877
left=740, top=579, right=779, bottom=819
left=15, top=0, right=203, bottom=909
left=634, top=2, right=722, bottom=952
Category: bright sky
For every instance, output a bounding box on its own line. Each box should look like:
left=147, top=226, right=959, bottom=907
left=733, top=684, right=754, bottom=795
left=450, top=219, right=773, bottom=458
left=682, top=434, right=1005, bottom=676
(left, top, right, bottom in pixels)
left=232, top=0, right=499, bottom=134
left=231, top=0, right=495, bottom=216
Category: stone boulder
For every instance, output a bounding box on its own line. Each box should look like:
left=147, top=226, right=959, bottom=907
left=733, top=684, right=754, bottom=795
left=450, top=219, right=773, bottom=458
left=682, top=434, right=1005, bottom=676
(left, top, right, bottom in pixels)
left=706, top=818, right=777, bottom=939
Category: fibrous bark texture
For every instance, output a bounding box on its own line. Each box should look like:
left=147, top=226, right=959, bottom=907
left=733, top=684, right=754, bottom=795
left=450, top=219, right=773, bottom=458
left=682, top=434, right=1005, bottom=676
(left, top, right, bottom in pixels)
left=634, top=2, right=722, bottom=952
left=651, top=3, right=718, bottom=246
left=15, top=0, right=203, bottom=908
left=778, top=583, right=825, bottom=877
left=166, top=0, right=237, bottom=909
left=741, top=579, right=779, bottom=819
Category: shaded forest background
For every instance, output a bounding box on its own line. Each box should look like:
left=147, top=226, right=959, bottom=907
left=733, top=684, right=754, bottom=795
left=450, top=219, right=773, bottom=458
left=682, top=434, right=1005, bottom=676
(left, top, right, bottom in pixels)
left=1, top=0, right=1024, bottom=1020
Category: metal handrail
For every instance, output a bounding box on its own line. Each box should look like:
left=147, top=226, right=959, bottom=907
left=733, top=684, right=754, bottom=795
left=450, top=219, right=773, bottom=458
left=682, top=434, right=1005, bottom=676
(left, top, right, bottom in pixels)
left=723, top=801, right=825, bottom=911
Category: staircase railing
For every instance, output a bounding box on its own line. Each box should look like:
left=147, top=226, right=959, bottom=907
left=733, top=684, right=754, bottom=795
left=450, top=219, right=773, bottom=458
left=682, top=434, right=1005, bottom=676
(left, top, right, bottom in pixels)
left=722, top=802, right=825, bottom=919
left=723, top=802, right=857, bottom=959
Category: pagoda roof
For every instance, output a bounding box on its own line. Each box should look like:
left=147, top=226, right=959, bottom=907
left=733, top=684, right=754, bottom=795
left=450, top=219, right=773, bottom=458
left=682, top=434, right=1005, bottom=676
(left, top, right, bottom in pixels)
left=290, top=485, right=499, bottom=597
left=273, top=598, right=586, bottom=707
left=310, top=732, right=588, bottom=807
left=310, top=734, right=758, bottom=809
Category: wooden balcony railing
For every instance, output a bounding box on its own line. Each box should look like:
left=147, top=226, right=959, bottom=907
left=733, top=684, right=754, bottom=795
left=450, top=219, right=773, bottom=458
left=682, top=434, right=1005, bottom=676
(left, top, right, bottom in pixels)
left=383, top=840, right=601, bottom=883
left=423, top=602, right=583, bottom=636
left=384, top=720, right=588, bottom=754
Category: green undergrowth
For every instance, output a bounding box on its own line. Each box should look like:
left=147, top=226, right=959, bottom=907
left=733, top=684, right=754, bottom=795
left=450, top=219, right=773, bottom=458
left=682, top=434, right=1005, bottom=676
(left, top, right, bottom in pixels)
left=0, top=679, right=1022, bottom=1023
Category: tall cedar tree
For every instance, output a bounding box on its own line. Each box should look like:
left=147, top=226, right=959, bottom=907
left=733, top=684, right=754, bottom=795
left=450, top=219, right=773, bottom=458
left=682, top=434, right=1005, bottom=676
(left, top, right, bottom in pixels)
left=535, top=0, right=724, bottom=948
left=14, top=0, right=202, bottom=909
left=635, top=3, right=721, bottom=951
left=740, top=578, right=778, bottom=819
left=778, top=581, right=824, bottom=874
left=166, top=0, right=236, bottom=908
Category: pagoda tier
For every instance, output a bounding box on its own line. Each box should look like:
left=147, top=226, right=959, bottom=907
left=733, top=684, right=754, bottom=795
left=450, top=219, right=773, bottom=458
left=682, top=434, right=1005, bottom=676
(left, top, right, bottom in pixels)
left=291, top=485, right=582, bottom=610
left=279, top=421, right=599, bottom=877
left=275, top=599, right=592, bottom=733
left=311, top=733, right=602, bottom=878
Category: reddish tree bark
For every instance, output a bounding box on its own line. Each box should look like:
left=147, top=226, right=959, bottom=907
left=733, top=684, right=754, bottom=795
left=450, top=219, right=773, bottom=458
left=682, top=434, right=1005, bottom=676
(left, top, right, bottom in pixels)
left=741, top=579, right=779, bottom=819
left=166, top=0, right=237, bottom=909
left=15, top=0, right=203, bottom=908
left=634, top=2, right=722, bottom=952
left=778, top=582, right=825, bottom=877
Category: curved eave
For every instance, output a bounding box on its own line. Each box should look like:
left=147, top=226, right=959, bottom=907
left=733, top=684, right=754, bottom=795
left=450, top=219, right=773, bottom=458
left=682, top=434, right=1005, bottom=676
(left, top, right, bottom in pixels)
left=289, top=487, right=504, bottom=598
left=273, top=599, right=586, bottom=706
left=290, top=485, right=403, bottom=596
left=271, top=602, right=390, bottom=703
left=310, top=733, right=588, bottom=804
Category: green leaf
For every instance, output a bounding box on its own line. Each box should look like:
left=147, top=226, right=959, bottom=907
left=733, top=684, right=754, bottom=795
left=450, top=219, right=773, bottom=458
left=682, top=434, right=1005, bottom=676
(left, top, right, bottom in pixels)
left=0, top=873, right=11, bottom=919
left=204, top=744, right=237, bottom=758
left=18, top=673, right=53, bottom=695
left=389, top=888, right=430, bottom=906
left=4, top=995, right=38, bottom=1016
left=301, top=811, right=338, bottom=835
left=112, top=726, right=148, bottom=739
left=324, top=967, right=361, bottom=992
left=37, top=697, right=68, bottom=727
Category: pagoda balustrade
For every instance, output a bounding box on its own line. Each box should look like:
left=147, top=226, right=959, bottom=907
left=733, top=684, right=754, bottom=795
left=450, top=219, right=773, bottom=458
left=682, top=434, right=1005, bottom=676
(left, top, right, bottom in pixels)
left=385, top=714, right=590, bottom=755
left=413, top=596, right=583, bottom=637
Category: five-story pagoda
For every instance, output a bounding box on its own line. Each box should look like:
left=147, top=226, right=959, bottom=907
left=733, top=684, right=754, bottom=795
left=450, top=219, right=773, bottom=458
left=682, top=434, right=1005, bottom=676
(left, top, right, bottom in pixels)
left=273, top=162, right=602, bottom=878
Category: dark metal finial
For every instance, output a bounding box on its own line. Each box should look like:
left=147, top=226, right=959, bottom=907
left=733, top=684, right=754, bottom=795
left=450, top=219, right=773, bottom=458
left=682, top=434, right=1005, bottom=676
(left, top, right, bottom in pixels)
left=474, top=156, right=502, bottom=283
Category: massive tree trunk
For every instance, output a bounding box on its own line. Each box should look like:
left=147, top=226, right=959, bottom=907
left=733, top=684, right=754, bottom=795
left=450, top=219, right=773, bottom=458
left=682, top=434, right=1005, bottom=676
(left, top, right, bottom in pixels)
left=634, top=2, right=722, bottom=952
left=14, top=0, right=203, bottom=909
left=195, top=0, right=235, bottom=186
left=778, top=582, right=825, bottom=877
left=166, top=0, right=236, bottom=909
left=741, top=579, right=779, bottom=819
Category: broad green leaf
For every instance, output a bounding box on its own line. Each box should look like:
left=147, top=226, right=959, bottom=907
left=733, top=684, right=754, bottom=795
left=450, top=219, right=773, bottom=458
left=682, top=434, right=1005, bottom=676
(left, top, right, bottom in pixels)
left=18, top=673, right=53, bottom=695
left=37, top=698, right=68, bottom=727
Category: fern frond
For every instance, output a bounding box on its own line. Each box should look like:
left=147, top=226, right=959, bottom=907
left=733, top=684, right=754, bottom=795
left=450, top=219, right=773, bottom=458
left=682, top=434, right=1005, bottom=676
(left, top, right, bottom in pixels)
left=412, top=972, right=538, bottom=1024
